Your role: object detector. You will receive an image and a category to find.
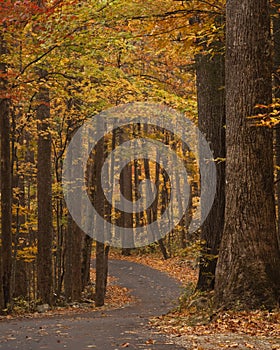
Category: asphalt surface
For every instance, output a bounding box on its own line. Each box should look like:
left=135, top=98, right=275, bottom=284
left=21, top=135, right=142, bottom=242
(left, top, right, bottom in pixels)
left=0, top=259, right=186, bottom=349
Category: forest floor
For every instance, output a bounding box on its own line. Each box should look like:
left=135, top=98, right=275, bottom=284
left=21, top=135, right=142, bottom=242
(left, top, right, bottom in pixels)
left=110, top=250, right=280, bottom=350
left=0, top=250, right=279, bottom=349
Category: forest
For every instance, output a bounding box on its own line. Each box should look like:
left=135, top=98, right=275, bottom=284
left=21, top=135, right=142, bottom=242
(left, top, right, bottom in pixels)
left=0, top=0, right=280, bottom=349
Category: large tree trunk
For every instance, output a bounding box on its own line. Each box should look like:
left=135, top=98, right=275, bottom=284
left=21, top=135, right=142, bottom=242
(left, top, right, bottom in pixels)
left=196, top=52, right=225, bottom=291
left=0, top=35, right=12, bottom=308
left=36, top=71, right=53, bottom=305
left=214, top=0, right=280, bottom=310
left=273, top=0, right=280, bottom=247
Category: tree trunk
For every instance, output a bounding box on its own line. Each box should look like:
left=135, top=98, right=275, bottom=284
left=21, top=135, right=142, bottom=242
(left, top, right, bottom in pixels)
left=152, top=155, right=169, bottom=259
left=0, top=34, right=11, bottom=308
left=196, top=52, right=225, bottom=291
left=95, top=241, right=106, bottom=306
left=64, top=215, right=73, bottom=300
left=65, top=215, right=83, bottom=301
left=64, top=130, right=83, bottom=302
left=12, top=129, right=29, bottom=299
left=93, top=121, right=108, bottom=307
left=81, top=235, right=93, bottom=289
left=214, top=0, right=280, bottom=310
left=53, top=147, right=65, bottom=297
left=120, top=130, right=133, bottom=254
left=36, top=70, right=53, bottom=305
left=273, top=0, right=280, bottom=248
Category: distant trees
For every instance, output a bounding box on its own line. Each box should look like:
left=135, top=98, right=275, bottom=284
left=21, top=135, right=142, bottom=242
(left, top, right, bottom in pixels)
left=1, top=0, right=280, bottom=316
left=0, top=0, right=195, bottom=313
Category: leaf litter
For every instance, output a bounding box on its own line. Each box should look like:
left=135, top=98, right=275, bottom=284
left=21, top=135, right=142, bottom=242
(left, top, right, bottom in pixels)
left=110, top=250, right=280, bottom=350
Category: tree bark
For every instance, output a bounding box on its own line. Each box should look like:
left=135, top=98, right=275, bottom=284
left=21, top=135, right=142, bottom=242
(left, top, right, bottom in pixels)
left=64, top=130, right=83, bottom=302
left=36, top=71, right=53, bottom=305
left=196, top=52, right=225, bottom=291
left=273, top=0, right=280, bottom=248
left=119, top=130, right=133, bottom=254
left=95, top=241, right=106, bottom=307
left=93, top=122, right=107, bottom=307
left=0, top=34, right=12, bottom=308
left=214, top=0, right=280, bottom=310
left=81, top=235, right=93, bottom=289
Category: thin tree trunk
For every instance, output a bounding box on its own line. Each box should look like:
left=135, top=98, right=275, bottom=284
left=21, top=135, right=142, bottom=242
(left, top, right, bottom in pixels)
left=36, top=70, right=53, bottom=305
left=12, top=134, right=28, bottom=299
left=67, top=226, right=83, bottom=301
left=119, top=130, right=133, bottom=254
left=53, top=152, right=64, bottom=297
left=95, top=241, right=106, bottom=306
left=64, top=130, right=83, bottom=301
left=65, top=219, right=83, bottom=301
left=64, top=214, right=73, bottom=300
left=196, top=52, right=225, bottom=291
left=81, top=235, right=93, bottom=289
left=152, top=154, right=169, bottom=259
left=94, top=121, right=107, bottom=307
left=0, top=34, right=11, bottom=308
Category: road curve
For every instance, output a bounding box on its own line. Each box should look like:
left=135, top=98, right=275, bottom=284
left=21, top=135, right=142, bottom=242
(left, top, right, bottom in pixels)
left=0, top=259, right=186, bottom=349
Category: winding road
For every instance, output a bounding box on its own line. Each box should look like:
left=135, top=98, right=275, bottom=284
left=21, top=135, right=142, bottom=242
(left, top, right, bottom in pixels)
left=0, top=260, right=186, bottom=349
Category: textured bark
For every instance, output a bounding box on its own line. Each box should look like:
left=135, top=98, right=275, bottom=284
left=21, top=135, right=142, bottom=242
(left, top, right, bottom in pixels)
left=273, top=0, right=280, bottom=247
left=95, top=241, right=106, bottom=307
left=13, top=260, right=28, bottom=298
left=64, top=131, right=83, bottom=301
left=64, top=215, right=73, bottom=300
left=196, top=53, right=225, bottom=291
left=0, top=35, right=11, bottom=308
left=214, top=0, right=280, bottom=309
left=69, top=222, right=83, bottom=301
left=53, top=149, right=64, bottom=297
left=94, top=124, right=107, bottom=307
left=65, top=217, right=83, bottom=301
left=36, top=73, right=53, bottom=305
left=35, top=0, right=53, bottom=306
left=119, top=130, right=133, bottom=253
left=81, top=235, right=93, bottom=289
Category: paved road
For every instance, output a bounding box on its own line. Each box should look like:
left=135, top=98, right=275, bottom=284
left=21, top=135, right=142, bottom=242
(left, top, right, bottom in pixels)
left=0, top=260, right=186, bottom=349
